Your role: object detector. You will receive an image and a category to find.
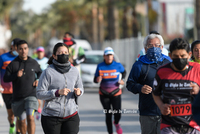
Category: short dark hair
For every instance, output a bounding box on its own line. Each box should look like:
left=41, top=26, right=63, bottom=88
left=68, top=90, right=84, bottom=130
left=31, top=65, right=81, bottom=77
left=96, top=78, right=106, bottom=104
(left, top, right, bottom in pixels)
left=64, top=32, right=74, bottom=38
left=169, top=38, right=190, bottom=53
left=191, top=40, right=200, bottom=53
left=11, top=38, right=21, bottom=46
left=191, top=40, right=200, bottom=60
left=17, top=40, right=28, bottom=48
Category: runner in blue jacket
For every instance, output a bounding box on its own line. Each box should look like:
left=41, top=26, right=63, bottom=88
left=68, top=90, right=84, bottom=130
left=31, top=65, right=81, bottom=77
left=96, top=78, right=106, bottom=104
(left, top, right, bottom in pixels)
left=126, top=32, right=171, bottom=134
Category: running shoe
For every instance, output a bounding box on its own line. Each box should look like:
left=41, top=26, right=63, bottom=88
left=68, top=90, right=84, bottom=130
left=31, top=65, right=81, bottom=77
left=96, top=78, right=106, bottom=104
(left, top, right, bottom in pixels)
left=113, top=121, right=123, bottom=134
left=9, top=121, right=16, bottom=134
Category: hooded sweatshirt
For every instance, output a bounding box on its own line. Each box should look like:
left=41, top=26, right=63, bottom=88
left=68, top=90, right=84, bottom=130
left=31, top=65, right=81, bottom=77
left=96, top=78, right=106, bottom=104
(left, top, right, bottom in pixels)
left=3, top=56, right=42, bottom=101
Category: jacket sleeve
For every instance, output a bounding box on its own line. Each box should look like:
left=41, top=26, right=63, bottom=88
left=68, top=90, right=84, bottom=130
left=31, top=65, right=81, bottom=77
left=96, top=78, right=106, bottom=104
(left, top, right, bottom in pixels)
left=74, top=71, right=84, bottom=97
left=36, top=70, right=57, bottom=101
left=192, top=92, right=200, bottom=126
left=35, top=62, right=42, bottom=79
left=3, top=64, right=18, bottom=83
left=126, top=61, right=143, bottom=94
left=94, top=64, right=100, bottom=83
left=119, top=63, right=126, bottom=79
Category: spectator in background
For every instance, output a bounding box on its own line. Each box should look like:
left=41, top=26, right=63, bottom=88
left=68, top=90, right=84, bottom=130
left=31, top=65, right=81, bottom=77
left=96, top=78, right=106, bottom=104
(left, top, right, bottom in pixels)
left=3, top=40, right=42, bottom=134
left=63, top=32, right=85, bottom=73
left=34, top=46, right=49, bottom=120
left=126, top=32, right=171, bottom=134
left=35, top=46, right=48, bottom=71
left=0, top=38, right=21, bottom=134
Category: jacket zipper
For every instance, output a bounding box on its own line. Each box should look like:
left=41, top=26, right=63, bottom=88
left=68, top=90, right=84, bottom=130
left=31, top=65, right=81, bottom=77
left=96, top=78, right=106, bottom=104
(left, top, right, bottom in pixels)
left=63, top=74, right=67, bottom=117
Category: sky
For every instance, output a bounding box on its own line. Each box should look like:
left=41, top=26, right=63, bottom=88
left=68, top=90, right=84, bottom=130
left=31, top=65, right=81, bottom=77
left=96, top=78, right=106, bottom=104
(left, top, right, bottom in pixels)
left=23, top=0, right=56, bottom=14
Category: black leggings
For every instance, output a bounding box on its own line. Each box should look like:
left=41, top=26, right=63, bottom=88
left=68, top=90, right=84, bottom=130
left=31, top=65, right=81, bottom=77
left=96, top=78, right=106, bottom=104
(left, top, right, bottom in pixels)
left=100, top=94, right=121, bottom=134
left=41, top=113, right=80, bottom=134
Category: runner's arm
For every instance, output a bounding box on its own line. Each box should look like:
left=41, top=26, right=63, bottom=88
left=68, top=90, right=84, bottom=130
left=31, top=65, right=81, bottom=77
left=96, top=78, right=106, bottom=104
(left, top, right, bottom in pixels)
left=3, top=66, right=17, bottom=82
left=94, top=64, right=100, bottom=83
left=126, top=62, right=143, bottom=94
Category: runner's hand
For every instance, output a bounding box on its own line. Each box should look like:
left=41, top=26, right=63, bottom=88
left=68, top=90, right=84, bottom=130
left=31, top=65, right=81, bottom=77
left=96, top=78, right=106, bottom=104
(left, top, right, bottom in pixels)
left=74, top=88, right=81, bottom=96
left=33, top=80, right=39, bottom=87
left=190, top=82, right=200, bottom=95
left=159, top=104, right=171, bottom=115
left=118, top=80, right=124, bottom=85
left=141, top=85, right=152, bottom=94
left=96, top=76, right=102, bottom=83
left=59, top=88, right=71, bottom=96
left=17, top=69, right=24, bottom=77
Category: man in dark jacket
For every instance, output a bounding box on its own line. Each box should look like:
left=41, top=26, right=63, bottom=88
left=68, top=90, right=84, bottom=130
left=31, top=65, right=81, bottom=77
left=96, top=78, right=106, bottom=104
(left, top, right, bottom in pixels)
left=126, top=32, right=171, bottom=134
left=4, top=40, right=42, bottom=134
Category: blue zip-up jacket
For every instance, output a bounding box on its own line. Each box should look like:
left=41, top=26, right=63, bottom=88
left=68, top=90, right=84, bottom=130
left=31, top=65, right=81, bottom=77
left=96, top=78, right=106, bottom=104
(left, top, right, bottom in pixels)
left=126, top=54, right=171, bottom=116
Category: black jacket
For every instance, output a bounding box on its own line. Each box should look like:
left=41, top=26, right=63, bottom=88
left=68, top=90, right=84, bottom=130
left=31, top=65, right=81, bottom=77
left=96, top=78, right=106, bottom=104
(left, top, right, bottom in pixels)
left=4, top=56, right=42, bottom=101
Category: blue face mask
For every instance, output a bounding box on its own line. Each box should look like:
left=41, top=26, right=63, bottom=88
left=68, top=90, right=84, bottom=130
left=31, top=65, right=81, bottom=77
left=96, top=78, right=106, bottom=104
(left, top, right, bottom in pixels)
left=12, top=50, right=18, bottom=56
left=146, top=47, right=163, bottom=62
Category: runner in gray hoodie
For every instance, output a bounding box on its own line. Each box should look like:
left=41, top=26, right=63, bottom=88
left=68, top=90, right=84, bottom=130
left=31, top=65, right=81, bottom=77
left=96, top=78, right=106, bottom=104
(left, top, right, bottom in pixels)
left=36, top=42, right=84, bottom=134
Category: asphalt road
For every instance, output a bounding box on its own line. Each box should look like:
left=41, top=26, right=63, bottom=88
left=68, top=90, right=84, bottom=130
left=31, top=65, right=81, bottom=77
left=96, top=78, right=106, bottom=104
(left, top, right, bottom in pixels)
left=0, top=88, right=141, bottom=134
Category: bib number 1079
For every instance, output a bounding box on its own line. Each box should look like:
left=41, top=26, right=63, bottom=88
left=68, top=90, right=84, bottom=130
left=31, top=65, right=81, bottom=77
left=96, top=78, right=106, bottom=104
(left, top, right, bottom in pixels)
left=170, top=104, right=192, bottom=116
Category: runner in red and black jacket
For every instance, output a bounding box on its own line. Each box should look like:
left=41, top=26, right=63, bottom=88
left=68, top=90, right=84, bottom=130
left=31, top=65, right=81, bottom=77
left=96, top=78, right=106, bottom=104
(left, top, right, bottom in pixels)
left=153, top=38, right=200, bottom=134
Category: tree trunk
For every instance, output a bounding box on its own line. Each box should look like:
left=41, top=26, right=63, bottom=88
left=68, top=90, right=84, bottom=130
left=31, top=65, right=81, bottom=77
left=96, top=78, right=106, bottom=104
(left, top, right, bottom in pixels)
left=107, top=0, right=119, bottom=40
left=196, top=0, right=200, bottom=39
left=132, top=9, right=139, bottom=37
left=122, top=7, right=129, bottom=38
left=98, top=7, right=104, bottom=50
left=92, top=3, right=98, bottom=49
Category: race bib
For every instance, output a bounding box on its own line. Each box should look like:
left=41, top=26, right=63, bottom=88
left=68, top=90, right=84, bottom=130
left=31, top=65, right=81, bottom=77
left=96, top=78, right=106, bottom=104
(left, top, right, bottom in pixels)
left=170, top=103, right=192, bottom=116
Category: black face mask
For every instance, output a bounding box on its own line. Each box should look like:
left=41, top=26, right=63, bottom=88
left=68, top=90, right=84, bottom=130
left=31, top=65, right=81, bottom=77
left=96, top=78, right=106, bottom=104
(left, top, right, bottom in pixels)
left=172, top=58, right=188, bottom=70
left=56, top=54, right=69, bottom=64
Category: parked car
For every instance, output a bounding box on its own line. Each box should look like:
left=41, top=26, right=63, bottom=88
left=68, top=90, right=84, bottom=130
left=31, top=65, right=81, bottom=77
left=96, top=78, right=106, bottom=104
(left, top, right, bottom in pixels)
left=81, top=50, right=120, bottom=88
left=74, top=39, right=92, bottom=51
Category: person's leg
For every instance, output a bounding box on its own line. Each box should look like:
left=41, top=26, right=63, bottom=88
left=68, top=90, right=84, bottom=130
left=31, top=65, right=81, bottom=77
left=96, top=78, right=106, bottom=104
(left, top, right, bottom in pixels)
left=110, top=95, right=122, bottom=134
left=24, top=96, right=38, bottom=133
left=2, top=94, right=19, bottom=134
left=7, top=109, right=14, bottom=125
left=100, top=95, right=113, bottom=134
left=110, top=95, right=121, bottom=124
left=16, top=119, right=21, bottom=134
left=60, top=113, right=80, bottom=134
left=41, top=115, right=61, bottom=134
left=36, top=99, right=42, bottom=120
left=139, top=115, right=161, bottom=134
left=26, top=109, right=35, bottom=134
left=17, top=112, right=27, bottom=134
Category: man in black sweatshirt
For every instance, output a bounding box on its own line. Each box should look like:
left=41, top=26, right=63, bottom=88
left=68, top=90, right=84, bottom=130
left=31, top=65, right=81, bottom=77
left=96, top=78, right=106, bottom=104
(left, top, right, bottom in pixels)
left=4, top=40, right=42, bottom=134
